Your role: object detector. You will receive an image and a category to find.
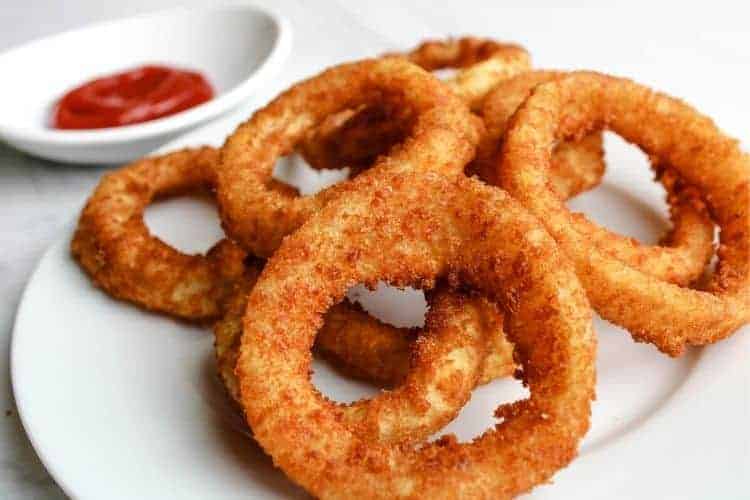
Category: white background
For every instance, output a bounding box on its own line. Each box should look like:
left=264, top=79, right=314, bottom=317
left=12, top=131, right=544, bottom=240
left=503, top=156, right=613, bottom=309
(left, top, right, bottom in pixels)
left=1, top=1, right=749, bottom=498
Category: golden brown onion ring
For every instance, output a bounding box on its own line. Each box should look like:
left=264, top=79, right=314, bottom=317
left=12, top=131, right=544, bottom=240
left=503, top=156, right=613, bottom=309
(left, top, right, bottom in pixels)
left=481, top=71, right=715, bottom=286
left=218, top=273, right=512, bottom=444
left=71, top=147, right=247, bottom=321
left=216, top=57, right=482, bottom=257
left=500, top=71, right=749, bottom=355
left=215, top=265, right=515, bottom=401
left=237, top=170, right=596, bottom=498
left=298, top=37, right=530, bottom=173
left=393, top=36, right=531, bottom=110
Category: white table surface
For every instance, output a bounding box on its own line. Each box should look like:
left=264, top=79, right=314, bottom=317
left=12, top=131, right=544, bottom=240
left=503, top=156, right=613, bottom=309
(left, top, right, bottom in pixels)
left=2, top=1, right=749, bottom=498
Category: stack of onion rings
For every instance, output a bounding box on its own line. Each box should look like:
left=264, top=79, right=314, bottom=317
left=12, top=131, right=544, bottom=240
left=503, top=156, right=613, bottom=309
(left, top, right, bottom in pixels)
left=212, top=57, right=524, bottom=442
left=73, top=145, right=516, bottom=394
left=68, top=36, right=749, bottom=498
left=298, top=39, right=610, bottom=206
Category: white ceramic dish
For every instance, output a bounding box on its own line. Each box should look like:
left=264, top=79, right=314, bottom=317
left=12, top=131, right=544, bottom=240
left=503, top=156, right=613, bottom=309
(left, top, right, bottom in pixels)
left=0, top=4, right=291, bottom=164
left=10, top=112, right=749, bottom=498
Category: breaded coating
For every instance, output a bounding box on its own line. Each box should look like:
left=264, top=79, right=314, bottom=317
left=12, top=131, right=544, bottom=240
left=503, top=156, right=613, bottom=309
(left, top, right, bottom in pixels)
left=71, top=147, right=246, bottom=321
left=480, top=71, right=714, bottom=286
left=217, top=270, right=516, bottom=444
left=500, top=71, right=749, bottom=355
left=218, top=274, right=514, bottom=444
left=237, top=171, right=596, bottom=499
left=217, top=57, right=482, bottom=258
left=299, top=37, right=529, bottom=171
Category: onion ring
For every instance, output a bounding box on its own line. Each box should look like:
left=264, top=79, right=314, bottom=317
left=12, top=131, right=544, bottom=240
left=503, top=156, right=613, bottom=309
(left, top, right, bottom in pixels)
left=237, top=170, right=596, bottom=498
left=216, top=266, right=515, bottom=401
left=481, top=71, right=715, bottom=285
left=216, top=57, right=482, bottom=257
left=218, top=274, right=512, bottom=444
left=500, top=71, right=748, bottom=355
left=71, top=147, right=247, bottom=321
left=474, top=71, right=606, bottom=198
left=298, top=37, right=530, bottom=173
left=72, top=144, right=514, bottom=445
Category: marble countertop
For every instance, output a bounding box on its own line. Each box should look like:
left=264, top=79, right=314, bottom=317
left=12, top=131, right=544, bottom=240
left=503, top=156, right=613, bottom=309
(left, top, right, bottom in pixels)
left=2, top=1, right=749, bottom=498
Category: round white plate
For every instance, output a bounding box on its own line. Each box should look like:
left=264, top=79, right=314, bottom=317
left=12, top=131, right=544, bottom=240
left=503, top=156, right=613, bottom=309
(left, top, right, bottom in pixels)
left=11, top=116, right=749, bottom=498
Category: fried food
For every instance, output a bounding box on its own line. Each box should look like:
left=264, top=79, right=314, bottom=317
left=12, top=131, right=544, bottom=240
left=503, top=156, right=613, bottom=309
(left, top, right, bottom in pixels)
left=216, top=57, right=482, bottom=257
left=71, top=147, right=247, bottom=321
left=72, top=144, right=513, bottom=401
left=218, top=272, right=513, bottom=444
left=474, top=71, right=605, bottom=197
left=215, top=264, right=515, bottom=402
left=296, top=102, right=412, bottom=175
left=213, top=58, right=521, bottom=439
left=67, top=34, right=748, bottom=499
left=392, top=36, right=532, bottom=110
left=299, top=47, right=608, bottom=204
left=481, top=71, right=715, bottom=285
left=299, top=37, right=530, bottom=173
left=500, top=71, right=749, bottom=355
left=237, top=170, right=596, bottom=498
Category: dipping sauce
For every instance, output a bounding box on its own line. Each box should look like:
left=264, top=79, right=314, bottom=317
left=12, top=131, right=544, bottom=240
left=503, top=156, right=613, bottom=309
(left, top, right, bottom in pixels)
left=52, top=65, right=214, bottom=130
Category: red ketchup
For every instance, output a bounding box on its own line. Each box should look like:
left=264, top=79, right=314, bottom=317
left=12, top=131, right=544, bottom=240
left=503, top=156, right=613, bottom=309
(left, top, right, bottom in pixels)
left=52, top=65, right=214, bottom=130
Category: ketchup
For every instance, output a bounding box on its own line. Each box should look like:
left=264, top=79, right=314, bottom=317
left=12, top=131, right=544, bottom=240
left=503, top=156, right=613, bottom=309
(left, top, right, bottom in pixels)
left=52, top=65, right=214, bottom=130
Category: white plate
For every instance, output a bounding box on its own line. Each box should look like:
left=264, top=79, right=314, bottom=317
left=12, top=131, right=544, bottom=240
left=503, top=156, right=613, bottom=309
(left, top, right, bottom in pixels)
left=0, top=4, right=292, bottom=164
left=11, top=111, right=750, bottom=498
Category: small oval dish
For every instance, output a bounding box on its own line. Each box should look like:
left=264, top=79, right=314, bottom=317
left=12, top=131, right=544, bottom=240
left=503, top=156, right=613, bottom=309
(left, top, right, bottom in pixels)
left=0, top=4, right=292, bottom=164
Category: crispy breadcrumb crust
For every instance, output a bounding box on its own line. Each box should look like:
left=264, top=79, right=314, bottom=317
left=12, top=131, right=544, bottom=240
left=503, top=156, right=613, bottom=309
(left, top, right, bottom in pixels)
left=216, top=57, right=482, bottom=258
left=299, top=50, right=609, bottom=211
left=500, top=71, right=749, bottom=355
left=392, top=36, right=531, bottom=110
left=75, top=144, right=507, bottom=392
left=216, top=268, right=515, bottom=397
left=475, top=71, right=606, bottom=198
left=298, top=102, right=414, bottom=174
left=480, top=71, right=714, bottom=286
left=237, top=171, right=596, bottom=499
left=218, top=276, right=515, bottom=444
left=299, top=37, right=529, bottom=171
left=70, top=147, right=247, bottom=321
left=216, top=272, right=516, bottom=445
